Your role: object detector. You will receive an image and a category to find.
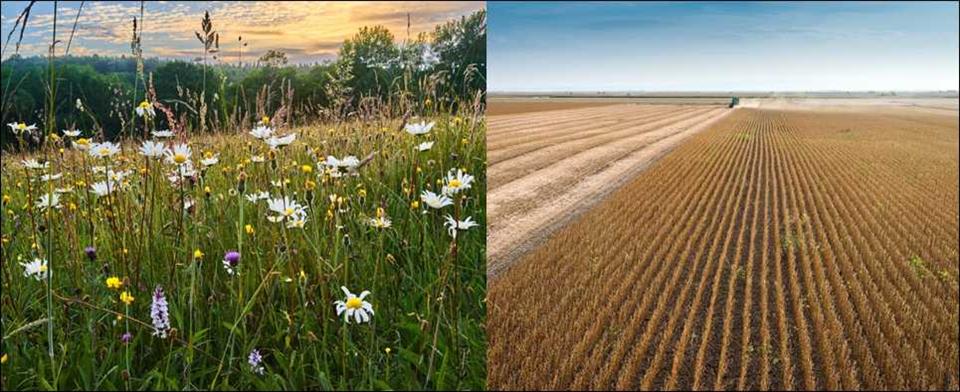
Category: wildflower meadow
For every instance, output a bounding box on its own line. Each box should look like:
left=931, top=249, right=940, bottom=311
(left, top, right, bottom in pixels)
left=0, top=2, right=486, bottom=390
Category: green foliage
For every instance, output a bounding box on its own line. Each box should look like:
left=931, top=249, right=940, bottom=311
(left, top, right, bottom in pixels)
left=0, top=113, right=487, bottom=390
left=0, top=10, right=487, bottom=150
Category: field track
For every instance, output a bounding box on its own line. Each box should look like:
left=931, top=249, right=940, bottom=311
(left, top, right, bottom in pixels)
left=488, top=107, right=960, bottom=390
left=487, top=104, right=731, bottom=277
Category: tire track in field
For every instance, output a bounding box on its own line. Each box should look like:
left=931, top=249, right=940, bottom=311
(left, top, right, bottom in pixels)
left=487, top=106, right=732, bottom=278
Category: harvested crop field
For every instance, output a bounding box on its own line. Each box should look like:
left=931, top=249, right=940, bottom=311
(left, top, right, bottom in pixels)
left=488, top=107, right=960, bottom=390
left=487, top=103, right=732, bottom=276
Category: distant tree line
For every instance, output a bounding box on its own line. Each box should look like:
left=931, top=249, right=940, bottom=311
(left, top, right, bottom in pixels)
left=0, top=10, right=485, bottom=149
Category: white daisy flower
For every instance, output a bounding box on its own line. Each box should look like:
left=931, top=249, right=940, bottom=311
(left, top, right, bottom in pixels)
left=367, top=209, right=392, bottom=229
left=139, top=140, right=166, bottom=158
left=21, top=159, right=48, bottom=170
left=40, top=173, right=63, bottom=182
left=441, top=169, right=474, bottom=196
left=404, top=121, right=434, bottom=135
left=107, top=169, right=131, bottom=182
left=72, top=138, right=92, bottom=150
left=91, top=180, right=118, bottom=197
left=334, top=286, right=374, bottom=324
left=249, top=125, right=274, bottom=140
left=443, top=215, right=478, bottom=238
left=417, top=141, right=434, bottom=152
left=62, top=129, right=81, bottom=137
left=164, top=143, right=192, bottom=166
left=152, top=130, right=174, bottom=138
left=36, top=193, right=61, bottom=211
left=7, top=122, right=38, bottom=135
left=135, top=101, right=155, bottom=117
left=286, top=214, right=308, bottom=229
left=250, top=155, right=266, bottom=163
left=266, top=133, right=296, bottom=149
left=20, top=258, right=49, bottom=281
left=89, top=142, right=121, bottom=159
left=266, top=197, right=307, bottom=222
left=55, top=186, right=74, bottom=194
left=420, top=190, right=453, bottom=209
left=200, top=154, right=220, bottom=167
left=245, top=191, right=270, bottom=203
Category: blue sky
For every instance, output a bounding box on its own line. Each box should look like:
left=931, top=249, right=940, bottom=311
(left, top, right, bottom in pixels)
left=489, top=2, right=960, bottom=92
left=1, top=1, right=482, bottom=63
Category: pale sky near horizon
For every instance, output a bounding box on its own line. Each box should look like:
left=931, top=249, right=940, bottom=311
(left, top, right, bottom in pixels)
left=489, top=1, right=960, bottom=92
left=0, top=1, right=482, bottom=64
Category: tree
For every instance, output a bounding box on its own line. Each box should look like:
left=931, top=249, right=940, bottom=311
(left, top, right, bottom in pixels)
left=258, top=49, right=289, bottom=68
left=338, top=26, right=400, bottom=99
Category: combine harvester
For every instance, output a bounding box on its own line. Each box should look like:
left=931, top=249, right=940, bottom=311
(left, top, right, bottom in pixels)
left=729, top=96, right=740, bottom=108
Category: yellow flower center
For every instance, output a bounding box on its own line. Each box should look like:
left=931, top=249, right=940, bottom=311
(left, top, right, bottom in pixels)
left=261, top=116, right=270, bottom=124
left=39, top=265, right=48, bottom=273
left=98, top=147, right=111, bottom=156
left=17, top=123, right=26, bottom=130
left=76, top=138, right=89, bottom=146
left=284, top=207, right=295, bottom=216
left=448, top=179, right=461, bottom=188
left=346, top=297, right=363, bottom=310
left=173, top=154, right=187, bottom=164
left=139, top=101, right=150, bottom=109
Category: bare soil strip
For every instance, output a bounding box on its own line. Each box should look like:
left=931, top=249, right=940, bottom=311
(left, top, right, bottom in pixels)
left=487, top=104, right=732, bottom=278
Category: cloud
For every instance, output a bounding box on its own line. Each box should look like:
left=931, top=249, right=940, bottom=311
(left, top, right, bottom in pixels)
left=1, top=1, right=483, bottom=62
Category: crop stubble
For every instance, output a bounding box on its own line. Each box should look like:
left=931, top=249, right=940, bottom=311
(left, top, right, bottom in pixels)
left=487, top=104, right=731, bottom=276
left=487, top=107, right=960, bottom=390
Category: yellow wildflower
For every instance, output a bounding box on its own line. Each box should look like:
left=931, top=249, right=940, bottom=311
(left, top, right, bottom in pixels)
left=120, top=291, right=134, bottom=305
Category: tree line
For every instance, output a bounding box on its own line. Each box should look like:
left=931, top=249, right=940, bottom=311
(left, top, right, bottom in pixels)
left=0, top=10, right=485, bottom=148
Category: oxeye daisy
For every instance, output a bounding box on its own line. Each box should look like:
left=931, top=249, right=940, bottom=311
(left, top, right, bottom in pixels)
left=40, top=173, right=63, bottom=182
left=200, top=153, right=220, bottom=167
left=443, top=215, right=479, bottom=238
left=20, top=258, right=49, bottom=280
left=367, top=208, right=392, bottom=229
left=441, top=169, right=474, bottom=196
left=266, top=133, right=296, bottom=149
left=152, top=129, right=174, bottom=138
left=250, top=125, right=274, bottom=140
left=404, top=121, right=434, bottom=135
left=420, top=190, right=453, bottom=209
left=62, top=129, right=81, bottom=137
left=90, top=180, right=118, bottom=197
left=334, top=286, right=374, bottom=324
left=286, top=214, right=308, bottom=229
left=164, top=143, right=192, bottom=166
left=36, top=193, right=61, bottom=211
left=89, top=141, right=121, bottom=159
left=139, top=140, right=166, bottom=158
left=72, top=137, right=91, bottom=150
left=245, top=191, right=270, bottom=203
left=7, top=122, right=37, bottom=135
left=21, top=158, right=48, bottom=170
left=417, top=141, right=435, bottom=151
left=135, top=100, right=155, bottom=117
left=266, top=197, right=307, bottom=223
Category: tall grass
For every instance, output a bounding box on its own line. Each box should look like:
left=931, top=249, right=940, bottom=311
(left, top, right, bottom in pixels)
left=0, top=4, right=486, bottom=390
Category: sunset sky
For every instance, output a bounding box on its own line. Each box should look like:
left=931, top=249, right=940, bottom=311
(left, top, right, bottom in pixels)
left=490, top=2, right=959, bottom=92
left=1, top=1, right=483, bottom=63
